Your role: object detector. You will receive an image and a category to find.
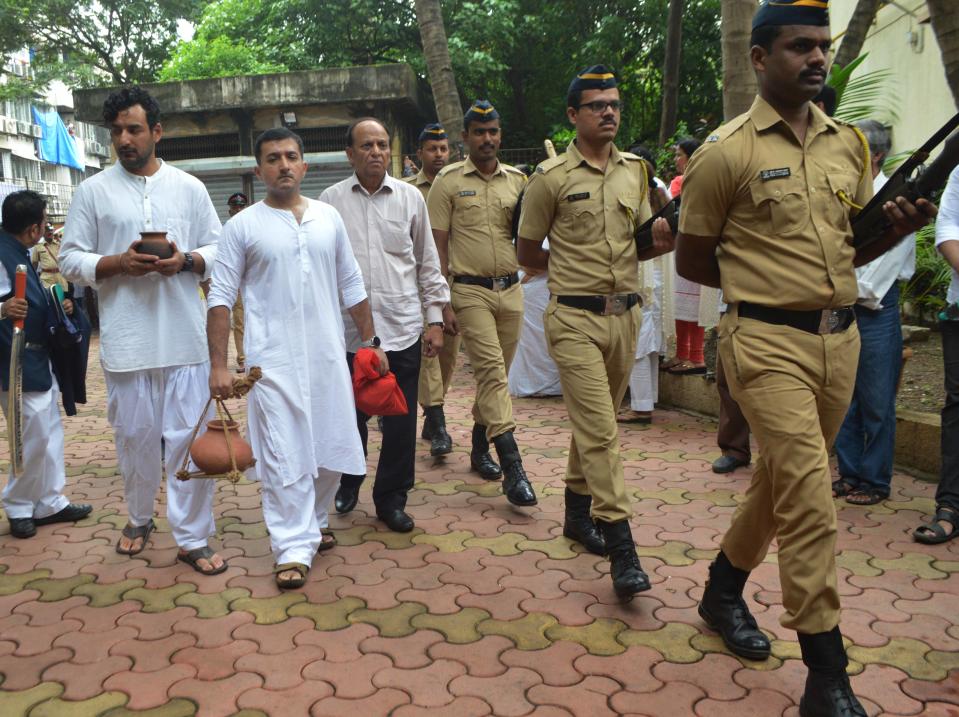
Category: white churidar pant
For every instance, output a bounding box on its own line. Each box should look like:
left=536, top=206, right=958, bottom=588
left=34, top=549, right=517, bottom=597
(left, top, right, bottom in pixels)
left=1, top=374, right=70, bottom=520
left=104, top=362, right=215, bottom=550
left=628, top=353, right=659, bottom=411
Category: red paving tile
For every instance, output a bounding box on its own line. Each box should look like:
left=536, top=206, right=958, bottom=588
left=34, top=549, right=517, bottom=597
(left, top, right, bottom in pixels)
left=1, top=339, right=956, bottom=716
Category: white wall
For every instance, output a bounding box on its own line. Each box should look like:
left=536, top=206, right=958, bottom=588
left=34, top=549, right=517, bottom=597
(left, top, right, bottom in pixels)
left=830, top=0, right=955, bottom=157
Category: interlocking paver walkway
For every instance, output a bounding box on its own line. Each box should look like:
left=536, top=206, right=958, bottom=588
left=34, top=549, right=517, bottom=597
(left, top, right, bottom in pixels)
left=1, top=337, right=957, bottom=716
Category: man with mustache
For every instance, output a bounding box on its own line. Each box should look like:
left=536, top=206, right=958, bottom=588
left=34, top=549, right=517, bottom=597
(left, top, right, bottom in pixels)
left=405, top=124, right=458, bottom=458
left=61, top=87, right=226, bottom=575
left=428, top=100, right=537, bottom=507
left=321, top=118, right=449, bottom=533
left=517, top=66, right=672, bottom=600
left=674, top=1, right=935, bottom=714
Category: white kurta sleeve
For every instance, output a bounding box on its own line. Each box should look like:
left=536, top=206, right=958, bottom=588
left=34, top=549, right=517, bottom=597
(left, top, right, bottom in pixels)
left=410, top=191, right=450, bottom=324
left=207, top=218, right=245, bottom=311
left=60, top=183, right=105, bottom=289
left=190, top=186, right=221, bottom=280
left=332, top=210, right=367, bottom=309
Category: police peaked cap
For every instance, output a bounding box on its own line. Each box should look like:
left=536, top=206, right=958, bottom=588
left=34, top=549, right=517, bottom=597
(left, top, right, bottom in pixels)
left=418, top=123, right=448, bottom=144
left=752, top=0, right=829, bottom=30
left=227, top=192, right=249, bottom=206
left=568, top=65, right=618, bottom=96
left=464, top=100, right=500, bottom=125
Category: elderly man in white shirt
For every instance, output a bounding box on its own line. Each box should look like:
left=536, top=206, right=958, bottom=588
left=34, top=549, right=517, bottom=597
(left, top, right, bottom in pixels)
left=208, top=127, right=386, bottom=589
left=320, top=118, right=450, bottom=534
left=60, top=87, right=225, bottom=575
left=833, top=120, right=916, bottom=506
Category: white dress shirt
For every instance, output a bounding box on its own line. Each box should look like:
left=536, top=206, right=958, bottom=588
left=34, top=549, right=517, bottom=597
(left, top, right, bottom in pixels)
left=854, top=171, right=916, bottom=310
left=207, top=199, right=368, bottom=484
left=320, top=173, right=450, bottom=353
left=60, top=161, right=220, bottom=372
left=937, top=166, right=959, bottom=304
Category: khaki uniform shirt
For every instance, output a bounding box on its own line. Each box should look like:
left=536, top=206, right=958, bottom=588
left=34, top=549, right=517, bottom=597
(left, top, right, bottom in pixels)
left=31, top=239, right=68, bottom=292
left=404, top=169, right=432, bottom=203
left=428, top=157, right=526, bottom=277
left=679, top=96, right=873, bottom=310
left=518, top=141, right=651, bottom=295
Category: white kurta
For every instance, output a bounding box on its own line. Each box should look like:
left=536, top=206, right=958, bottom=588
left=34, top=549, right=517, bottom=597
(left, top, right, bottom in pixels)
left=207, top=200, right=367, bottom=487
left=508, top=271, right=562, bottom=397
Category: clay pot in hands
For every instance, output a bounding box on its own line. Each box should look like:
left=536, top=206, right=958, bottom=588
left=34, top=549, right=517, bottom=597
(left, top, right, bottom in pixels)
left=136, top=231, right=174, bottom=259
left=190, top=419, right=255, bottom=474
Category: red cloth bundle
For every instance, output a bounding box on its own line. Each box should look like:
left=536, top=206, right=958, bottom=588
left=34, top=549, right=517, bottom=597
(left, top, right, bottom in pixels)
left=352, top=348, right=408, bottom=416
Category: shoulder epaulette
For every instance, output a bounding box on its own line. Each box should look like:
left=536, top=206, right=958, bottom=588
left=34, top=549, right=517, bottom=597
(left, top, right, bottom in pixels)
left=502, top=163, right=525, bottom=175
left=402, top=175, right=416, bottom=184
left=620, top=151, right=642, bottom=161
left=437, top=161, right=465, bottom=178
left=535, top=154, right=566, bottom=174
left=704, top=113, right=750, bottom=144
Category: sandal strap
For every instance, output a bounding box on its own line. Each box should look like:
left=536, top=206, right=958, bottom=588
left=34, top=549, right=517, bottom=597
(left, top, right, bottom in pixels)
left=121, top=519, right=154, bottom=539
left=182, top=545, right=216, bottom=562
left=935, top=506, right=959, bottom=528
left=274, top=562, right=308, bottom=576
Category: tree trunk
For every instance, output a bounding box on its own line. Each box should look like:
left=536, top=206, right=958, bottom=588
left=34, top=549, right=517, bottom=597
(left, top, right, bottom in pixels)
left=414, top=0, right=465, bottom=156
left=721, top=0, right=757, bottom=121
left=928, top=0, right=959, bottom=109
left=658, top=0, right=684, bottom=145
left=833, top=0, right=881, bottom=70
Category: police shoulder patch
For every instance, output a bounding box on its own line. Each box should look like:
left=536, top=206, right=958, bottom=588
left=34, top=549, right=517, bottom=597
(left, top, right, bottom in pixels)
left=536, top=154, right=566, bottom=174
left=705, top=134, right=720, bottom=143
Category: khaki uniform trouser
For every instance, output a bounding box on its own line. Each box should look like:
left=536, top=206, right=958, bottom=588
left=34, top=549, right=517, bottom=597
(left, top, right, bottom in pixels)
left=718, top=309, right=859, bottom=634
left=418, top=322, right=461, bottom=407
left=544, top=298, right=640, bottom=523
left=451, top=282, right=523, bottom=439
left=232, top=293, right=245, bottom=365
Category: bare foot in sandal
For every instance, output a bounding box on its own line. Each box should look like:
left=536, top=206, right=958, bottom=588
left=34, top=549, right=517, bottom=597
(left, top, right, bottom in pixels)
left=116, top=519, right=155, bottom=555
left=178, top=546, right=227, bottom=575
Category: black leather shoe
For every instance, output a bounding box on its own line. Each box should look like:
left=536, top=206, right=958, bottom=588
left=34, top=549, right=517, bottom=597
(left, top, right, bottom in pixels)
left=377, top=509, right=415, bottom=533
left=492, top=431, right=537, bottom=506
left=563, top=488, right=604, bottom=555
left=421, top=409, right=433, bottom=440
left=470, top=424, right=501, bottom=479
left=33, top=503, right=92, bottom=525
left=597, top=519, right=651, bottom=599
left=335, top=479, right=362, bottom=515
left=798, top=628, right=866, bottom=717
left=9, top=517, right=36, bottom=539
left=712, top=455, right=749, bottom=474
left=699, top=552, right=770, bottom=660
left=426, top=406, right=452, bottom=457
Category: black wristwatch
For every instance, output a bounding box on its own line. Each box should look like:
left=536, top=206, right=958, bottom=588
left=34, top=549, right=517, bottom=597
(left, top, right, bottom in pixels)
left=179, top=251, right=195, bottom=273
left=360, top=335, right=381, bottom=348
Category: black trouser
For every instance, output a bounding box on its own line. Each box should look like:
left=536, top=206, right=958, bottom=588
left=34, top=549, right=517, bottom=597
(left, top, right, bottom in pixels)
left=938, top=320, right=959, bottom=512
left=343, top=338, right=422, bottom=513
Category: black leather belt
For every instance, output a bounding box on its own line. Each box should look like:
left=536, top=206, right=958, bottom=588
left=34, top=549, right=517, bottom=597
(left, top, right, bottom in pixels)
left=738, top=302, right=856, bottom=335
left=557, top=293, right=641, bottom=316
left=452, top=273, right=520, bottom=291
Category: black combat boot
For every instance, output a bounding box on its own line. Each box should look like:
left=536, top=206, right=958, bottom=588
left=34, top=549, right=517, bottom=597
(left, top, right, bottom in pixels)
left=470, top=423, right=501, bottom=479
left=597, top=519, right=651, bottom=600
left=421, top=408, right=433, bottom=440
left=424, top=405, right=452, bottom=456
left=563, top=488, right=604, bottom=555
left=798, top=628, right=867, bottom=717
left=491, top=431, right=537, bottom=506
left=698, top=551, right=771, bottom=660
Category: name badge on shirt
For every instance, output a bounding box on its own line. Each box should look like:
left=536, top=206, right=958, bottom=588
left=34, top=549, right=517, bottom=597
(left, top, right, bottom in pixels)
left=458, top=190, right=477, bottom=197
left=566, top=192, right=590, bottom=202
left=759, top=168, right=791, bottom=181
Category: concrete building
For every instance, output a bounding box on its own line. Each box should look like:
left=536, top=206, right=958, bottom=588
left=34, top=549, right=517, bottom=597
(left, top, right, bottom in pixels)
left=830, top=0, right=955, bottom=157
left=0, top=50, right=112, bottom=221
left=73, top=64, right=431, bottom=221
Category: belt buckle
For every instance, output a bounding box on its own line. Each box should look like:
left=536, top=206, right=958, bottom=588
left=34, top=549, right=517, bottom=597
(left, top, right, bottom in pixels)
left=492, top=277, right=508, bottom=291
left=604, top=295, right=627, bottom=316
left=818, top=309, right=842, bottom=334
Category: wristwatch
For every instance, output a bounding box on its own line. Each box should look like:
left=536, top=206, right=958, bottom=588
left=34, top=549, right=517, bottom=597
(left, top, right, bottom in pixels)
left=427, top=322, right=444, bottom=328
left=360, top=335, right=381, bottom=348
left=179, top=251, right=194, bottom=273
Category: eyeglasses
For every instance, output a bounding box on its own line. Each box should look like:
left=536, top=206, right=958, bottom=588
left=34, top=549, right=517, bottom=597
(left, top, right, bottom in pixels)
left=576, top=100, right=623, bottom=113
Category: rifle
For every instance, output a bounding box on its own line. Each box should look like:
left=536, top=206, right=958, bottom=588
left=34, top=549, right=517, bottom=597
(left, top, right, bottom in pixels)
left=853, top=112, right=959, bottom=248
left=7, top=265, right=26, bottom=476
left=635, top=196, right=680, bottom=253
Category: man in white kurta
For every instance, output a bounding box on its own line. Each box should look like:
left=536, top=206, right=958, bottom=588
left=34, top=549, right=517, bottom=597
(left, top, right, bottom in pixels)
left=60, top=88, right=224, bottom=573
left=208, top=128, right=378, bottom=584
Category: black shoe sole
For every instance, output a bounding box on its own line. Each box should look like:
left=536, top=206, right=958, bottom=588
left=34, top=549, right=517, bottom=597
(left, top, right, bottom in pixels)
left=430, top=444, right=453, bottom=457
left=506, top=494, right=538, bottom=507
left=697, top=603, right=771, bottom=660
left=613, top=577, right=652, bottom=600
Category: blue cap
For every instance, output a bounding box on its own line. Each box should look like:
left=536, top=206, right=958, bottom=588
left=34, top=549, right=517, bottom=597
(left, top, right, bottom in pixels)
left=752, top=0, right=829, bottom=30
left=464, top=100, right=500, bottom=126
left=568, top=65, right=618, bottom=96
left=418, top=123, right=448, bottom=144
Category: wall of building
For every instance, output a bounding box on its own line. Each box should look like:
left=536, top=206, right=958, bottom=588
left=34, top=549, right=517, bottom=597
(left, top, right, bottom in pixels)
left=830, top=0, right=955, bottom=156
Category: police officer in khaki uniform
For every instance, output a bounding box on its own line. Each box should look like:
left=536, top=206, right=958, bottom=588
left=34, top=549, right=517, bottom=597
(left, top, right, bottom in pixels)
left=31, top=224, right=68, bottom=293
left=428, top=100, right=537, bottom=506
left=517, top=67, right=673, bottom=600
left=675, top=2, right=935, bottom=715
left=405, top=124, right=458, bottom=456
